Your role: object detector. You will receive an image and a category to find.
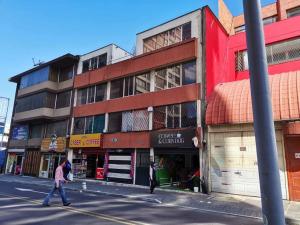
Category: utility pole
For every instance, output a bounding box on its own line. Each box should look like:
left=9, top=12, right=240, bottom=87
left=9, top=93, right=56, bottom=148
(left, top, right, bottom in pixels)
left=0, top=97, right=9, bottom=149
left=243, top=1, right=285, bottom=224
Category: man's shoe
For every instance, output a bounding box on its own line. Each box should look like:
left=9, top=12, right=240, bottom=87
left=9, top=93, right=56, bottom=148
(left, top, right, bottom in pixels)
left=63, top=202, right=71, bottom=206
left=42, top=204, right=50, bottom=207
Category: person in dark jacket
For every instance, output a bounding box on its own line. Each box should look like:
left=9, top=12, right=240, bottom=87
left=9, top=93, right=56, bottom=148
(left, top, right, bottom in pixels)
left=63, top=160, right=71, bottom=180
left=149, top=162, right=157, bottom=194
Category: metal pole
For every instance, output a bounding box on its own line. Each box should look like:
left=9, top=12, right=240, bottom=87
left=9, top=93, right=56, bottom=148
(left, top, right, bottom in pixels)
left=243, top=1, right=285, bottom=224
left=0, top=97, right=9, bottom=148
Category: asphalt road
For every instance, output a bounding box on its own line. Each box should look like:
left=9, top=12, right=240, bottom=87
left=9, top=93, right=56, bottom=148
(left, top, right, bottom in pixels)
left=0, top=181, right=262, bottom=225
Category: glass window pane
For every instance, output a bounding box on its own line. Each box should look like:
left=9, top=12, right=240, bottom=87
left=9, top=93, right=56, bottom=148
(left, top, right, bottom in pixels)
left=46, top=120, right=68, bottom=137
left=110, top=79, right=124, bottom=99
left=82, top=60, right=90, bottom=73
left=167, top=65, right=181, bottom=88
left=181, top=102, right=197, bottom=127
left=182, top=22, right=192, bottom=41
left=20, top=66, right=50, bottom=89
left=87, top=86, right=95, bottom=103
left=169, top=26, right=182, bottom=45
left=59, top=65, right=73, bottom=82
left=122, top=111, right=133, bottom=132
left=167, top=104, right=180, bottom=128
left=133, top=110, right=149, bottom=131
left=108, top=112, right=122, bottom=133
left=154, top=68, right=167, bottom=91
left=98, top=54, right=107, bottom=69
left=93, top=115, right=105, bottom=133
left=153, top=106, right=166, bottom=130
left=135, top=73, right=150, bottom=95
left=124, top=76, right=134, bottom=96
left=182, top=61, right=196, bottom=85
left=85, top=116, right=94, bottom=134
left=95, top=83, right=107, bottom=102
left=156, top=32, right=168, bottom=49
left=30, top=124, right=43, bottom=139
left=263, top=16, right=277, bottom=25
left=73, top=117, right=85, bottom=134
left=143, top=36, right=157, bottom=53
left=56, top=91, right=71, bottom=109
left=287, top=7, right=300, bottom=18
left=77, top=88, right=87, bottom=105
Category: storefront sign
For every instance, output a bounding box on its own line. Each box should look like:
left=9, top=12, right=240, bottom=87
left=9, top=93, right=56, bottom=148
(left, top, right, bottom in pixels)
left=12, top=126, right=28, bottom=140
left=41, top=137, right=66, bottom=153
left=295, top=153, right=300, bottom=159
left=150, top=128, right=196, bottom=148
left=70, top=133, right=102, bottom=148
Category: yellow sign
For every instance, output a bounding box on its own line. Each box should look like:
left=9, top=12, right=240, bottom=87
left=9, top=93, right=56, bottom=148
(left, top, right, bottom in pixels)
left=41, top=137, right=66, bottom=153
left=70, top=133, right=102, bottom=148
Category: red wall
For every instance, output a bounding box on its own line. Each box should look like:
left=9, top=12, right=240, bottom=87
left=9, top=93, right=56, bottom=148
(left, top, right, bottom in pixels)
left=205, top=7, right=300, bottom=98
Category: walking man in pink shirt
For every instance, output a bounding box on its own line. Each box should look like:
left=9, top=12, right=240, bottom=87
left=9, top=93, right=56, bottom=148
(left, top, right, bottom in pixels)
left=42, top=159, right=71, bottom=207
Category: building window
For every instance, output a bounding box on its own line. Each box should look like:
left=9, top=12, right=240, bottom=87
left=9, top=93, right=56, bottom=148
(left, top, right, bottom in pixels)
left=108, top=112, right=122, bottom=133
left=287, top=6, right=300, bottom=18
left=73, top=115, right=105, bottom=135
left=87, top=86, right=95, bottom=104
left=124, top=76, right=134, bottom=97
left=182, top=22, right=192, bottom=41
left=154, top=61, right=196, bottom=91
left=85, top=116, right=94, bottom=134
left=182, top=61, right=196, bottom=85
left=15, top=92, right=56, bottom=113
left=236, top=37, right=300, bottom=71
left=46, top=120, right=68, bottom=137
left=263, top=16, right=277, bottom=25
left=153, top=102, right=197, bottom=129
left=56, top=90, right=71, bottom=109
left=135, top=73, right=150, bottom=94
left=30, top=124, right=44, bottom=139
left=81, top=53, right=108, bottom=73
left=59, top=65, right=74, bottom=82
left=77, top=88, right=88, bottom=106
left=95, top=83, right=107, bottom=102
left=110, top=79, right=124, bottom=99
left=73, top=117, right=85, bottom=135
left=121, top=109, right=149, bottom=132
left=143, top=22, right=192, bottom=53
left=93, top=115, right=105, bottom=133
left=234, top=25, right=246, bottom=34
left=20, top=66, right=50, bottom=89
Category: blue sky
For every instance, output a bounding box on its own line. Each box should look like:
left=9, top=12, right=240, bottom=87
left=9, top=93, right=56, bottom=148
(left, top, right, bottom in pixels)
left=0, top=0, right=275, bottom=129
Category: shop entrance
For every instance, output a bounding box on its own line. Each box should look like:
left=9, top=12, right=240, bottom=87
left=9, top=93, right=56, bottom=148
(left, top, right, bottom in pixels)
left=73, top=150, right=105, bottom=179
left=154, top=148, right=199, bottom=190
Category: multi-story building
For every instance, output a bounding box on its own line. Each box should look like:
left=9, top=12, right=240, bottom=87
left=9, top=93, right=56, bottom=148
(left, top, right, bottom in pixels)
left=71, top=9, right=203, bottom=185
left=7, top=54, right=78, bottom=177
left=204, top=0, right=300, bottom=201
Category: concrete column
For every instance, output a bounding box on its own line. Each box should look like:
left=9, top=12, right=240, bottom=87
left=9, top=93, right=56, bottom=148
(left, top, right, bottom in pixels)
left=106, top=81, right=111, bottom=100
left=104, top=113, right=109, bottom=133
left=150, top=148, right=154, bottom=163
left=133, top=149, right=137, bottom=185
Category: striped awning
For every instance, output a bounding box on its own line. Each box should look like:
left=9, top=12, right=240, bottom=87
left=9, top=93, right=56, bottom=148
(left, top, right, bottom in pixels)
left=206, top=71, right=300, bottom=125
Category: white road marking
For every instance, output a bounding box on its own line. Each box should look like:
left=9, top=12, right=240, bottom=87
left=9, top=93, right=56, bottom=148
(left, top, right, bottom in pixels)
left=15, top=188, right=48, bottom=195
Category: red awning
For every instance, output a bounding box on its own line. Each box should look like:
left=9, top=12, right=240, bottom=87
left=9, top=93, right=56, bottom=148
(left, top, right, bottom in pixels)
left=206, top=71, right=300, bottom=125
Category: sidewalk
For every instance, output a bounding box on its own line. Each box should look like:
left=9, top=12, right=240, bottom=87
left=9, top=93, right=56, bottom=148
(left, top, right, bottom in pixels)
left=1, top=174, right=300, bottom=225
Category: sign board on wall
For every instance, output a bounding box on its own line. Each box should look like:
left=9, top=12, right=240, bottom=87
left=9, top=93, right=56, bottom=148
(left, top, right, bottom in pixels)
left=12, top=126, right=28, bottom=140
left=41, top=137, right=66, bottom=153
left=70, top=133, right=102, bottom=148
left=150, top=128, right=196, bottom=148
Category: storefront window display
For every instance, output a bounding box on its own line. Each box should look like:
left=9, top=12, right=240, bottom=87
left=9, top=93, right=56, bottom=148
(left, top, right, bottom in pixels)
left=154, top=150, right=199, bottom=189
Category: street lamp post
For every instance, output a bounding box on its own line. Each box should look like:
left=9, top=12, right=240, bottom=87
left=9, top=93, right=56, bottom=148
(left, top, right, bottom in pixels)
left=243, top=0, right=285, bottom=224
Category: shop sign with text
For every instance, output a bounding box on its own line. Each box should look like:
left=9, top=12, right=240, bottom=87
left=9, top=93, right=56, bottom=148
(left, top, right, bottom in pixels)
left=70, top=133, right=102, bottom=148
left=41, top=137, right=66, bottom=153
left=150, top=128, right=196, bottom=148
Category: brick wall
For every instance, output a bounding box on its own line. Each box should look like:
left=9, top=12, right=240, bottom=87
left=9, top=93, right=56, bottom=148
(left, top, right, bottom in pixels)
left=218, top=0, right=300, bottom=34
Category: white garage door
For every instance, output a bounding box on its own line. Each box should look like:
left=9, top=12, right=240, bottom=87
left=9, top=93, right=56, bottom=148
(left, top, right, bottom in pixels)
left=210, top=131, right=287, bottom=199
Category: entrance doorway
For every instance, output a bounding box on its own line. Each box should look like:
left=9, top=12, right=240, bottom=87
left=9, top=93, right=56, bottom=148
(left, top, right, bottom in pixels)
left=285, top=136, right=300, bottom=201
